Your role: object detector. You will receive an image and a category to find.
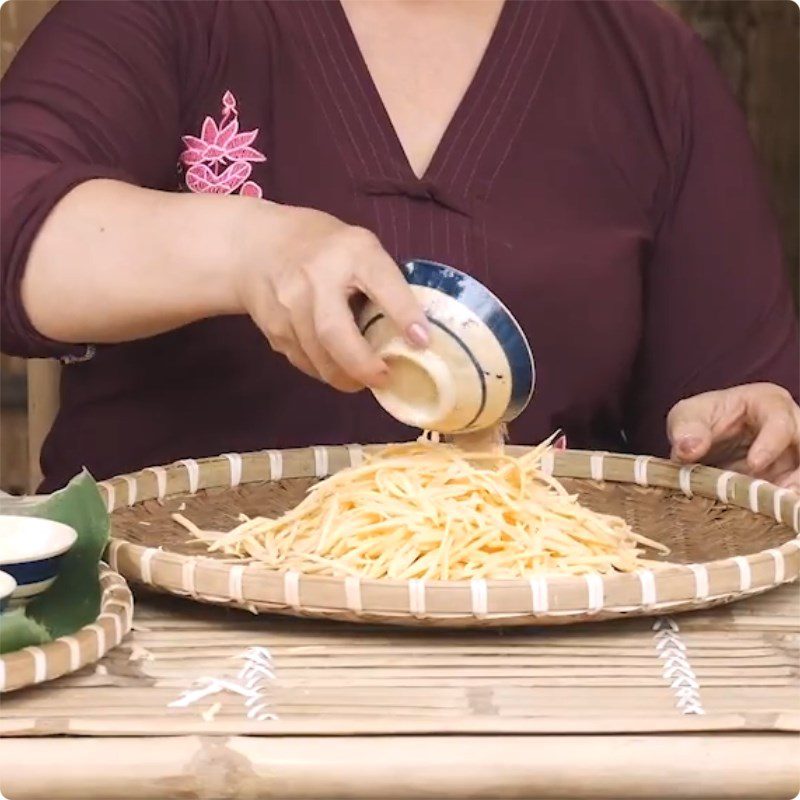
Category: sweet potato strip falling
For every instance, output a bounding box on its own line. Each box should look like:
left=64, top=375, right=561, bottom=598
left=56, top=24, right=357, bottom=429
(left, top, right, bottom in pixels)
left=175, top=438, right=669, bottom=580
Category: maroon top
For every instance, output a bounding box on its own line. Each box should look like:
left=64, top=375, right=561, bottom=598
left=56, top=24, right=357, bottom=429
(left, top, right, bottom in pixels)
left=2, top=0, right=797, bottom=491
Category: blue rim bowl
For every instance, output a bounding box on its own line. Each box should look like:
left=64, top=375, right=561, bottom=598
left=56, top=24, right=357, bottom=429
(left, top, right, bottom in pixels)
left=0, top=570, right=17, bottom=614
left=360, top=259, right=535, bottom=433
left=0, top=516, right=78, bottom=607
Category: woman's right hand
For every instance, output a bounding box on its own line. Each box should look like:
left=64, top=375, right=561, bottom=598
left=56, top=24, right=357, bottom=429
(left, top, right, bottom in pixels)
left=20, top=181, right=427, bottom=393
left=231, top=201, right=429, bottom=393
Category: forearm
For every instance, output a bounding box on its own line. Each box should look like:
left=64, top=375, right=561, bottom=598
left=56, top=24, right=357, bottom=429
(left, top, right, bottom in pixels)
left=21, top=180, right=251, bottom=344
left=17, top=176, right=425, bottom=393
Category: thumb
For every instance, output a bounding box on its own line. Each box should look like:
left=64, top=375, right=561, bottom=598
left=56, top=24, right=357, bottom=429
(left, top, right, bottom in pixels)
left=667, top=397, right=715, bottom=463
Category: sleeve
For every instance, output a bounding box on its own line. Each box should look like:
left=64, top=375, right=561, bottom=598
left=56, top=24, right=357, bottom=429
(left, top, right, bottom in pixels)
left=0, top=0, right=188, bottom=360
left=626, top=33, right=800, bottom=457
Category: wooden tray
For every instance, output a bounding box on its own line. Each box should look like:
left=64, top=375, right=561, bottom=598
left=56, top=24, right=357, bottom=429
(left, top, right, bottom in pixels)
left=0, top=564, right=133, bottom=693
left=104, top=445, right=800, bottom=626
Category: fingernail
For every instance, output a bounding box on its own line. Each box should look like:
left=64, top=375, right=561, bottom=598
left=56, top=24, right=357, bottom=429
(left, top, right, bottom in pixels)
left=406, top=323, right=429, bottom=348
left=678, top=436, right=701, bottom=454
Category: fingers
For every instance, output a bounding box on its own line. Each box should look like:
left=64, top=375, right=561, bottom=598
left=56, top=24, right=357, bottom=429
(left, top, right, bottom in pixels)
left=746, top=401, right=799, bottom=474
left=305, top=229, right=428, bottom=388
left=243, top=214, right=428, bottom=392
left=666, top=397, right=715, bottom=463
left=283, top=343, right=323, bottom=383
left=667, top=389, right=750, bottom=464
left=252, top=263, right=384, bottom=392
left=246, top=277, right=325, bottom=384
left=314, top=291, right=389, bottom=389
left=290, top=287, right=364, bottom=393
left=356, top=248, right=429, bottom=348
left=667, top=384, right=800, bottom=483
left=762, top=450, right=800, bottom=487
left=264, top=317, right=321, bottom=383
left=777, top=466, right=800, bottom=492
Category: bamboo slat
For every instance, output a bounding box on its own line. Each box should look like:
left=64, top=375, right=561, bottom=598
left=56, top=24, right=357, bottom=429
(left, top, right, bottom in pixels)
left=1, top=583, right=797, bottom=738
left=1, top=733, right=798, bottom=799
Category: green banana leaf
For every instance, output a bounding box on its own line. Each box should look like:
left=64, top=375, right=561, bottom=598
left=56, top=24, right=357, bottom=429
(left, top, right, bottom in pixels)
left=0, top=470, right=109, bottom=654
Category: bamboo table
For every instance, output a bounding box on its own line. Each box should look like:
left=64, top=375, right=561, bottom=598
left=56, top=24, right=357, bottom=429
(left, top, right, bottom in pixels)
left=1, top=584, right=798, bottom=800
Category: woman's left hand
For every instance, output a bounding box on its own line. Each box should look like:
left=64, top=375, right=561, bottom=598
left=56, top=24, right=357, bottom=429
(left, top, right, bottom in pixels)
left=667, top=383, right=800, bottom=491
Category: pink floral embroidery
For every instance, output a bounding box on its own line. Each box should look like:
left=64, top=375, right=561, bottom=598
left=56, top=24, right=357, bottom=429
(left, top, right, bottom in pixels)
left=181, top=91, right=266, bottom=198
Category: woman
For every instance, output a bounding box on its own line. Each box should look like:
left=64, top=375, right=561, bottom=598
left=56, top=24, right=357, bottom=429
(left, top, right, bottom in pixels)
left=2, top=0, right=798, bottom=492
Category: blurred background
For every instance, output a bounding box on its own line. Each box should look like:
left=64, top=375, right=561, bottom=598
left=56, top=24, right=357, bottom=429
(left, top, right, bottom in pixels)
left=1, top=0, right=798, bottom=493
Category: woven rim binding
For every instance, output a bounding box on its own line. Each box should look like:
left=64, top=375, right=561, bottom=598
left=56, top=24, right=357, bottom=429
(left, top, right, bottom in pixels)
left=0, top=564, right=133, bottom=692
left=104, top=446, right=800, bottom=627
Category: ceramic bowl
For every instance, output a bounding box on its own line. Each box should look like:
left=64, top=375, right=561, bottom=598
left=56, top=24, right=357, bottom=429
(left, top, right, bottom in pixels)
left=0, top=516, right=77, bottom=607
left=0, top=570, right=17, bottom=614
left=359, top=259, right=535, bottom=434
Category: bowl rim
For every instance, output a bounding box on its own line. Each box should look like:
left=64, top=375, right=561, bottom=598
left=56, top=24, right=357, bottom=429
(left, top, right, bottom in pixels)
left=0, top=516, right=78, bottom=565
left=0, top=570, right=17, bottom=600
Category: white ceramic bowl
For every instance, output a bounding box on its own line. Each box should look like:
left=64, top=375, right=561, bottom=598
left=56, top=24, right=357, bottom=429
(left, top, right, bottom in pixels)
left=359, top=259, right=535, bottom=434
left=0, top=516, right=78, bottom=606
left=0, top=570, right=17, bottom=614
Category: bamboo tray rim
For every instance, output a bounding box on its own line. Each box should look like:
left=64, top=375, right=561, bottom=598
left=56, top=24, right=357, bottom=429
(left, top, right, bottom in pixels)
left=0, top=564, right=133, bottom=693
left=103, top=445, right=800, bottom=625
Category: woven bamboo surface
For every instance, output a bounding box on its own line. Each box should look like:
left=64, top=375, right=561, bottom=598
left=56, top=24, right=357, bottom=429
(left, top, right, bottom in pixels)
left=1, top=581, right=797, bottom=737
left=105, top=445, right=800, bottom=625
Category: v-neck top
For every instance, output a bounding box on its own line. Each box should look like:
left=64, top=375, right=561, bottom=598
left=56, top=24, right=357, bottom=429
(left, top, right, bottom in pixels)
left=2, top=0, right=798, bottom=491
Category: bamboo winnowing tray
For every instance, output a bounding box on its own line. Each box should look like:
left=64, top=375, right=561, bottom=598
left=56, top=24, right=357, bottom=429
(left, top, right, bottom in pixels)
left=0, top=565, right=133, bottom=693
left=102, top=445, right=799, bottom=625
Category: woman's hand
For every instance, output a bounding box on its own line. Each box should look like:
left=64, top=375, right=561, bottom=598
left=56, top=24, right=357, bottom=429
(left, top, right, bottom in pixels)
left=232, top=201, right=429, bottom=393
left=667, top=383, right=800, bottom=490
left=23, top=182, right=427, bottom=392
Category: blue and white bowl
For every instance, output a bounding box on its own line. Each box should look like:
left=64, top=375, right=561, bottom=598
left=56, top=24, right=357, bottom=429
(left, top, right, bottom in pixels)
left=0, top=516, right=77, bottom=607
left=0, top=571, right=17, bottom=614
left=359, top=259, right=535, bottom=434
